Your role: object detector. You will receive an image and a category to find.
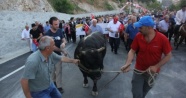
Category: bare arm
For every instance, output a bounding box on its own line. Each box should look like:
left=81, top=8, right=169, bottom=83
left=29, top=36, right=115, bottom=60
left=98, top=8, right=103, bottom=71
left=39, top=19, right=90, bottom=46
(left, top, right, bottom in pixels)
left=20, top=79, right=32, bottom=98
left=149, top=52, right=172, bottom=73
left=37, top=33, right=43, bottom=40
left=61, top=56, right=79, bottom=64
left=53, top=38, right=67, bottom=53
left=121, top=49, right=136, bottom=72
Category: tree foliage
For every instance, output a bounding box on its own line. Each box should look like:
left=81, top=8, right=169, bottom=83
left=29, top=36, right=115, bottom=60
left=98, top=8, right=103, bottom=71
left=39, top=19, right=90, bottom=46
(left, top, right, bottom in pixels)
left=138, top=0, right=156, bottom=3
left=169, top=0, right=186, bottom=11
left=47, top=0, right=74, bottom=14
left=147, top=0, right=161, bottom=10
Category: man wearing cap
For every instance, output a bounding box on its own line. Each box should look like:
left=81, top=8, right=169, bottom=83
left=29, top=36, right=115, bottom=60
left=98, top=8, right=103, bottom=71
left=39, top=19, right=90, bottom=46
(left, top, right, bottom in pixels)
left=121, top=16, right=172, bottom=98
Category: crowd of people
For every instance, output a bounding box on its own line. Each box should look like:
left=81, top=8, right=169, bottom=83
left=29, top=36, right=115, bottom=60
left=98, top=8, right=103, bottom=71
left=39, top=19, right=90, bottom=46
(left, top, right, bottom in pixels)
left=20, top=4, right=186, bottom=98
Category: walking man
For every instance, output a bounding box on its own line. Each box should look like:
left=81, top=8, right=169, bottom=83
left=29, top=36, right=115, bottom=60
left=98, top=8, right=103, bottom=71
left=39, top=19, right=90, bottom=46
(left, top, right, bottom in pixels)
left=121, top=16, right=172, bottom=98
left=21, top=36, right=79, bottom=98
left=45, top=16, right=67, bottom=93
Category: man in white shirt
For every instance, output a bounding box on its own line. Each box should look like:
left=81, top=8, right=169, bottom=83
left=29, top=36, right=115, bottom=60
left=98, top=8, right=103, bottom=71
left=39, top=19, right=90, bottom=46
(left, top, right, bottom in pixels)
left=21, top=25, right=32, bottom=52
left=158, top=15, right=169, bottom=37
left=174, top=5, right=186, bottom=35
left=107, top=16, right=121, bottom=54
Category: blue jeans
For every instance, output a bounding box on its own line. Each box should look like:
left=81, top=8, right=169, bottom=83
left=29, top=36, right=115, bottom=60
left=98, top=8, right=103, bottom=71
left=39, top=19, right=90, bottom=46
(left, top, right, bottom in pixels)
left=31, top=83, right=62, bottom=98
left=32, top=43, right=37, bottom=52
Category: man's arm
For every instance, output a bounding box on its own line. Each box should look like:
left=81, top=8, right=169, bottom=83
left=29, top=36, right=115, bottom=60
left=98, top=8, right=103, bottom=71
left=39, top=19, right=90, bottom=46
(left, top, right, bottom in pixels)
left=149, top=52, right=172, bottom=73
left=121, top=49, right=136, bottom=72
left=20, top=79, right=32, bottom=98
left=37, top=33, right=43, bottom=40
left=61, top=56, right=79, bottom=64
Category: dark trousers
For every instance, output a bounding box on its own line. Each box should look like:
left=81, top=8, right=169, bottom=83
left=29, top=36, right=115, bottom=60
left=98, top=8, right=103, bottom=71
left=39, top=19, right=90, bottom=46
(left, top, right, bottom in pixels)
left=109, top=37, right=119, bottom=53
left=80, top=35, right=85, bottom=39
left=66, top=33, right=72, bottom=42
left=132, top=72, right=152, bottom=98
left=127, top=38, right=133, bottom=52
left=168, top=28, right=174, bottom=42
left=161, top=32, right=168, bottom=38
left=71, top=31, right=76, bottom=43
left=174, top=25, right=181, bottom=42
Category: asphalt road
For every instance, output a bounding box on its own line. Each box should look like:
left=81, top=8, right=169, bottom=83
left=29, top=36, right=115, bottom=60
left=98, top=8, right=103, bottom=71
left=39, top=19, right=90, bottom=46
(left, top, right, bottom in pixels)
left=0, top=39, right=186, bottom=98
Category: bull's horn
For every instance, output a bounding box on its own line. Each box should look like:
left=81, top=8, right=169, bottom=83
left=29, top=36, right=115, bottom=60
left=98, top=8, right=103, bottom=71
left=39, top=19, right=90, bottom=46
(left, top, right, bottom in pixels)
left=97, top=47, right=105, bottom=52
left=81, top=51, right=86, bottom=54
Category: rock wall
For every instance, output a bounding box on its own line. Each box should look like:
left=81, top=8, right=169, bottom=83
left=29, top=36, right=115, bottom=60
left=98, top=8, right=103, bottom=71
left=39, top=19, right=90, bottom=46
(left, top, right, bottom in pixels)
left=0, top=10, right=120, bottom=57
left=0, top=0, right=54, bottom=12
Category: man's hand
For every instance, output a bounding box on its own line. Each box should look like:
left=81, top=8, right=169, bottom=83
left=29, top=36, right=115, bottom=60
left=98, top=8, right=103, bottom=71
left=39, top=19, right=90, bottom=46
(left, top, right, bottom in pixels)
left=60, top=43, right=66, bottom=49
left=63, top=51, right=68, bottom=56
left=121, top=64, right=131, bottom=73
left=148, top=66, right=159, bottom=73
left=73, top=59, right=80, bottom=65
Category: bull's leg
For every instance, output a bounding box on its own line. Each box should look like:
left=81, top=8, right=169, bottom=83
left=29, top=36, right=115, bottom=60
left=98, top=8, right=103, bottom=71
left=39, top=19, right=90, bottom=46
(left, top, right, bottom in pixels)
left=92, top=80, right=98, bottom=96
left=82, top=72, right=89, bottom=88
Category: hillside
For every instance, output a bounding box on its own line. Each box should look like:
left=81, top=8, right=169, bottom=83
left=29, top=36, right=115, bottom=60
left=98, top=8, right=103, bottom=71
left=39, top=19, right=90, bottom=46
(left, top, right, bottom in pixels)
left=0, top=0, right=121, bottom=13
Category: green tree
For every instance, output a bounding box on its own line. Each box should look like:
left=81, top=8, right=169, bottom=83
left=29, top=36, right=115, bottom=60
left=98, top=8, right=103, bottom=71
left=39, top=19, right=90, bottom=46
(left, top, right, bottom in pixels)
left=48, top=0, right=74, bottom=14
left=147, top=0, right=161, bottom=10
left=138, top=0, right=156, bottom=3
left=178, top=0, right=186, bottom=8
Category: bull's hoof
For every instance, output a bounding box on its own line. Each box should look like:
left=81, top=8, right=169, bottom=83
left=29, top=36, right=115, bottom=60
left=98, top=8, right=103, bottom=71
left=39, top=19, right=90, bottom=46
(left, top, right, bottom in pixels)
left=83, top=83, right=89, bottom=88
left=91, top=91, right=98, bottom=96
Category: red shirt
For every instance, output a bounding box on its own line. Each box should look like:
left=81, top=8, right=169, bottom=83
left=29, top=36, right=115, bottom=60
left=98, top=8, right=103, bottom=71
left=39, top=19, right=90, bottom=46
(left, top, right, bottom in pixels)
left=131, top=30, right=172, bottom=71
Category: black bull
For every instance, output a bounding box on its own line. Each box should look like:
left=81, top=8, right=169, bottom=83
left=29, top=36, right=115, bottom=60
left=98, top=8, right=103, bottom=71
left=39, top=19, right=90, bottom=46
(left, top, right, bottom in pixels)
left=74, top=32, right=106, bottom=95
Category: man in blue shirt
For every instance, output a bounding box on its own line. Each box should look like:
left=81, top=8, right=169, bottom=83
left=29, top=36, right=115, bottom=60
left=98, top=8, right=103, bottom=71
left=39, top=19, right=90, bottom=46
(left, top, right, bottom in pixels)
left=44, top=21, right=50, bottom=34
left=45, top=17, right=67, bottom=93
left=88, top=19, right=103, bottom=34
left=125, top=16, right=139, bottom=51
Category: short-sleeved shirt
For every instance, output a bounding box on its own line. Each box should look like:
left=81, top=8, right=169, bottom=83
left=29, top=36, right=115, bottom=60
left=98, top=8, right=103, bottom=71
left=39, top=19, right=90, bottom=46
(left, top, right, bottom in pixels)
left=30, top=29, right=41, bottom=39
left=126, top=23, right=139, bottom=40
left=158, top=20, right=169, bottom=33
left=131, top=30, right=172, bottom=71
left=90, top=24, right=103, bottom=34
left=22, top=51, right=62, bottom=92
left=45, top=29, right=64, bottom=55
left=107, top=21, right=121, bottom=38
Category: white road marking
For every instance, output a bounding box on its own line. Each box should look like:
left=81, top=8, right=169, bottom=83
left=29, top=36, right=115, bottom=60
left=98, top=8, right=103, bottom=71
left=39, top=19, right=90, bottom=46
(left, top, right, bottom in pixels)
left=0, top=66, right=25, bottom=82
left=0, top=43, right=74, bottom=82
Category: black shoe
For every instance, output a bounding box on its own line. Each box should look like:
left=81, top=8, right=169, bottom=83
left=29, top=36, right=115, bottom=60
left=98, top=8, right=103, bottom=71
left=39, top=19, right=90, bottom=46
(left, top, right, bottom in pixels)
left=58, top=87, right=64, bottom=93
left=111, top=48, right=113, bottom=52
left=115, top=51, right=117, bottom=54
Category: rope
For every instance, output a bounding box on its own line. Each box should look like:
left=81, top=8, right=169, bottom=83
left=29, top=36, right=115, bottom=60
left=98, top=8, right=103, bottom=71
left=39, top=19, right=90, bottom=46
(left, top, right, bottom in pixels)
left=134, top=68, right=158, bottom=87
left=98, top=72, right=120, bottom=92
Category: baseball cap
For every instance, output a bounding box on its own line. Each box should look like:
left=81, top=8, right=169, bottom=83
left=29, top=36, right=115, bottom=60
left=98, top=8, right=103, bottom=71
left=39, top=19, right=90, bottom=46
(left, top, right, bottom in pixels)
left=134, top=16, right=155, bottom=28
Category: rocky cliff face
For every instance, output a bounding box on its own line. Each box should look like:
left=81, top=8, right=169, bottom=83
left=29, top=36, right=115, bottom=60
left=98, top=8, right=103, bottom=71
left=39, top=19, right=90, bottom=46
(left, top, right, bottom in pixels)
left=0, top=0, right=54, bottom=12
